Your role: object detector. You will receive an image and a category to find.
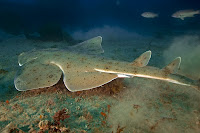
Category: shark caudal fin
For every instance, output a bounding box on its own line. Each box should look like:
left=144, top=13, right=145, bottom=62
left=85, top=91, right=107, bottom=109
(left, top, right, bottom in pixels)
left=163, top=58, right=200, bottom=93
left=131, top=50, right=151, bottom=67
left=162, top=57, right=181, bottom=74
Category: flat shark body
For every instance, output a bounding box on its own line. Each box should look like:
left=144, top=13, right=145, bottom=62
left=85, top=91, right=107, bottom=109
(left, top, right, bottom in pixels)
left=14, top=36, right=200, bottom=92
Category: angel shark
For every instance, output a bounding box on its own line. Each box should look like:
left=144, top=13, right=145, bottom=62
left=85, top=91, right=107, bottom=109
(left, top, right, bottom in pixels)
left=14, top=36, right=200, bottom=92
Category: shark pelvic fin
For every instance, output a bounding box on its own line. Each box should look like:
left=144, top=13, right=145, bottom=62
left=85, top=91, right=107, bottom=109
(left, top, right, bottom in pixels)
left=70, top=36, right=104, bottom=54
left=131, top=50, right=151, bottom=67
left=162, top=57, right=181, bottom=74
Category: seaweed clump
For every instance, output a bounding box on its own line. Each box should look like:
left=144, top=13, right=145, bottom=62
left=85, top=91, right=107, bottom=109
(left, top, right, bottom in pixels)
left=37, top=108, right=70, bottom=133
left=53, top=108, right=70, bottom=125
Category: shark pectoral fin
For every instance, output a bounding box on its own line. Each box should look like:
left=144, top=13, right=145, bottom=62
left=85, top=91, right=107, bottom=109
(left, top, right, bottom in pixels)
left=14, top=61, right=62, bottom=91
left=131, top=50, right=151, bottom=67
left=70, top=36, right=104, bottom=54
left=162, top=57, right=181, bottom=74
left=63, top=72, right=118, bottom=92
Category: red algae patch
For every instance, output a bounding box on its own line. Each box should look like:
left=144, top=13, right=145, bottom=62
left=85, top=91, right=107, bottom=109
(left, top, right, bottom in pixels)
left=19, top=78, right=126, bottom=98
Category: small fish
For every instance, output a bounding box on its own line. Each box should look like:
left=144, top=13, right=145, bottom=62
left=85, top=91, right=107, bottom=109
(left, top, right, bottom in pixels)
left=172, top=9, right=200, bottom=20
left=141, top=12, right=158, bottom=18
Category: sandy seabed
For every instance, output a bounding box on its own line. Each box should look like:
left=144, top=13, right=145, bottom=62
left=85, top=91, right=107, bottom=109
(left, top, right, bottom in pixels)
left=0, top=33, right=199, bottom=133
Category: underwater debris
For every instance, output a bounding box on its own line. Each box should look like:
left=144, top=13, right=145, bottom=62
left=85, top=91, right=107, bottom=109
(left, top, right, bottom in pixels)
left=79, top=129, right=87, bottom=133
left=39, top=115, right=43, bottom=119
left=83, top=112, right=93, bottom=123
left=28, top=125, right=37, bottom=133
left=112, top=125, right=126, bottom=133
left=11, top=103, right=23, bottom=113
left=38, top=120, right=50, bottom=131
left=133, top=104, right=141, bottom=113
left=53, top=108, right=70, bottom=125
left=1, top=122, right=25, bottom=133
left=46, top=99, right=55, bottom=106
left=100, top=112, right=107, bottom=118
left=37, top=119, right=70, bottom=133
left=107, top=104, right=111, bottom=113
left=47, top=124, right=70, bottom=133
left=7, top=128, right=25, bottom=133
left=102, top=120, right=106, bottom=125
left=0, top=69, right=8, bottom=75
left=5, top=100, right=9, bottom=104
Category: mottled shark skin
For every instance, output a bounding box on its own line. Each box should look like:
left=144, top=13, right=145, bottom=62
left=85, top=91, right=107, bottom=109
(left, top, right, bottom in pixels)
left=14, top=36, right=200, bottom=92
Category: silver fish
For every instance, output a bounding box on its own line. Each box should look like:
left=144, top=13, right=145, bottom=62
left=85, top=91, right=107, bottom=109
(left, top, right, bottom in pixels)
left=172, top=9, right=200, bottom=20
left=141, top=12, right=158, bottom=18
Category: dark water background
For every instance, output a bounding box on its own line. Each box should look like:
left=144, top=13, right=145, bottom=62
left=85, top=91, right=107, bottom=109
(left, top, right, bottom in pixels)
left=0, top=0, right=200, bottom=36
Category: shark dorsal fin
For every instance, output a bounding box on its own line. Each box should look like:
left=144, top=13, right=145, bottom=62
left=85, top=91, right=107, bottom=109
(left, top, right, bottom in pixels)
left=162, top=57, right=181, bottom=74
left=70, top=36, right=104, bottom=54
left=131, top=50, right=151, bottom=67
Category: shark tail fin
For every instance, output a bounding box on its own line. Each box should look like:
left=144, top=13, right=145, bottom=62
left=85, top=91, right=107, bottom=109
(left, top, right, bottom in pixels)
left=197, top=10, right=200, bottom=14
left=131, top=50, right=151, bottom=67
left=162, top=57, right=181, bottom=74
